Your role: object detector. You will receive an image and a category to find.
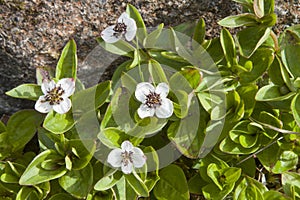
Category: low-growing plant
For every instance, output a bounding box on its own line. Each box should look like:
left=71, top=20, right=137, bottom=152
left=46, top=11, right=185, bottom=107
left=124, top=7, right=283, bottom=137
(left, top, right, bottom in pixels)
left=2, top=0, right=300, bottom=199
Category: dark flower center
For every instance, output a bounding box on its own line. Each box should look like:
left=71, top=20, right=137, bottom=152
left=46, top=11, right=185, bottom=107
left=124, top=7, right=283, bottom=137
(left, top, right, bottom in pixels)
left=145, top=91, right=162, bottom=108
left=121, top=150, right=133, bottom=166
left=43, top=85, right=65, bottom=105
left=113, top=22, right=127, bottom=37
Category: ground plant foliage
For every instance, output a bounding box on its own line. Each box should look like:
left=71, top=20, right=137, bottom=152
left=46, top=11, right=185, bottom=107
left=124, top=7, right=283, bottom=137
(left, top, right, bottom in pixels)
left=2, top=0, right=300, bottom=199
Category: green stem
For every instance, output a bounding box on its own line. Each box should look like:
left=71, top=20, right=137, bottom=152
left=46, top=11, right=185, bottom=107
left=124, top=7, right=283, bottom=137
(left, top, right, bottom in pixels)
left=135, top=37, right=144, bottom=82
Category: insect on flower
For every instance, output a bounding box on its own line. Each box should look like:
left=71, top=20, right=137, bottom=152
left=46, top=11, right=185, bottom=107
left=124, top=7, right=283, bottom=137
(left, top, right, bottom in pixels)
left=35, top=78, right=75, bottom=114
left=101, top=12, right=137, bottom=43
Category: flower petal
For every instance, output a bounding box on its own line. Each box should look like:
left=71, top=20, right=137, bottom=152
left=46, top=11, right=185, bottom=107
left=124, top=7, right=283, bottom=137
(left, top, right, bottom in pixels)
left=155, top=82, right=169, bottom=98
left=101, top=25, right=121, bottom=43
left=118, top=12, right=130, bottom=23
left=135, top=82, right=155, bottom=102
left=137, top=104, right=155, bottom=119
left=35, top=96, right=52, bottom=113
left=57, top=78, right=75, bottom=97
left=124, top=18, right=137, bottom=41
left=107, top=148, right=123, bottom=167
left=53, top=98, right=71, bottom=114
left=131, top=147, right=146, bottom=168
left=41, top=80, right=56, bottom=94
left=121, top=162, right=133, bottom=174
left=121, top=140, right=133, bottom=151
left=155, top=98, right=174, bottom=118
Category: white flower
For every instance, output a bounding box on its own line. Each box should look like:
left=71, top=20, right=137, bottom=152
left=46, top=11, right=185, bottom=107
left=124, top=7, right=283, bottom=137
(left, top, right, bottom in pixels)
left=135, top=82, right=174, bottom=119
left=107, top=141, right=146, bottom=174
left=101, top=12, right=137, bottom=43
left=35, top=78, right=75, bottom=114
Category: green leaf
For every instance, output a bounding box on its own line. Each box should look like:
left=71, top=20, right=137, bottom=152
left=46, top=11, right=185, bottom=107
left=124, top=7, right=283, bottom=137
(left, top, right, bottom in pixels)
left=148, top=59, right=168, bottom=84
left=144, top=23, right=164, bottom=47
left=98, top=127, right=124, bottom=148
left=268, top=55, right=285, bottom=86
left=19, top=150, right=67, bottom=185
left=220, top=28, right=237, bottom=67
left=218, top=13, right=258, bottom=28
left=264, top=190, right=292, bottom=200
left=234, top=176, right=267, bottom=200
left=193, top=18, right=206, bottom=45
left=94, top=171, right=122, bottom=191
left=272, top=151, right=298, bottom=174
left=96, top=37, right=135, bottom=57
left=237, top=27, right=271, bottom=57
left=56, top=39, right=77, bottom=79
left=7, top=110, right=44, bottom=152
left=66, top=139, right=96, bottom=170
left=282, top=172, right=300, bottom=199
left=280, top=29, right=300, bottom=78
left=43, top=110, right=75, bottom=134
left=16, top=187, right=40, bottom=200
left=48, top=193, right=75, bottom=200
left=253, top=0, right=264, bottom=18
left=237, top=84, right=258, bottom=117
left=72, top=81, right=111, bottom=114
left=167, top=96, right=204, bottom=158
left=219, top=136, right=260, bottom=155
left=255, top=85, right=295, bottom=101
left=239, top=47, right=274, bottom=83
left=154, top=164, right=189, bottom=200
left=126, top=4, right=147, bottom=43
left=125, top=173, right=149, bottom=197
left=6, top=84, right=43, bottom=100
left=291, top=93, right=300, bottom=127
left=59, top=163, right=93, bottom=199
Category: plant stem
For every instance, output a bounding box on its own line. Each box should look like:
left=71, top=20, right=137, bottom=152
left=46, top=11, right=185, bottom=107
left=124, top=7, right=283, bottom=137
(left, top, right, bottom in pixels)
left=270, top=30, right=279, bottom=52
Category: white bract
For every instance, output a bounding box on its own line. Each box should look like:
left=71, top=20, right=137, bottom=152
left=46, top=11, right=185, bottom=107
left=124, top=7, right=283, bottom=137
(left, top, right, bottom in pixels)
left=35, top=78, right=75, bottom=114
left=135, top=82, right=174, bottom=119
left=107, top=141, right=146, bottom=174
left=101, top=12, right=137, bottom=43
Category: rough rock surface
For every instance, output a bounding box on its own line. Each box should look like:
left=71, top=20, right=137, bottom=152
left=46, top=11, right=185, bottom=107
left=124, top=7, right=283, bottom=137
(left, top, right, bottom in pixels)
left=0, top=0, right=299, bottom=116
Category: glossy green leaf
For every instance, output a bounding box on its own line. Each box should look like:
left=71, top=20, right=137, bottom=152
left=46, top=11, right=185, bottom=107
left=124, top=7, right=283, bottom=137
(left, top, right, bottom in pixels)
left=19, top=150, right=67, bottom=185
left=255, top=85, right=295, bottom=101
left=94, top=171, right=122, bottom=191
left=193, top=18, right=206, bottom=45
left=272, top=151, right=298, bottom=174
left=59, top=163, right=93, bottom=199
left=202, top=182, right=235, bottom=200
left=16, top=187, right=40, bottom=200
left=154, top=164, right=189, bottom=200
left=239, top=48, right=274, bottom=83
left=72, top=81, right=111, bottom=114
left=221, top=28, right=237, bottom=67
left=48, top=193, right=75, bottom=200
left=218, top=13, right=258, bottom=28
left=125, top=173, right=149, bottom=197
left=268, top=55, right=285, bottom=86
left=234, top=176, right=267, bottom=200
left=7, top=110, right=43, bottom=152
left=66, top=139, right=96, bottom=170
left=148, top=59, right=168, bottom=84
left=237, top=27, right=271, bottom=57
left=144, top=23, right=164, bottom=47
left=56, top=39, right=77, bottom=79
left=263, top=190, right=292, bottom=200
left=291, top=93, right=300, bottom=127
left=237, top=84, right=258, bottom=117
left=5, top=84, right=43, bottom=101
left=282, top=172, right=300, bottom=199
left=43, top=110, right=75, bottom=134
left=96, top=37, right=135, bottom=57
left=126, top=4, right=147, bottom=43
left=219, top=136, right=260, bottom=155
left=281, top=29, right=300, bottom=78
left=98, top=128, right=124, bottom=148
